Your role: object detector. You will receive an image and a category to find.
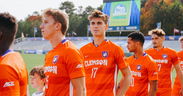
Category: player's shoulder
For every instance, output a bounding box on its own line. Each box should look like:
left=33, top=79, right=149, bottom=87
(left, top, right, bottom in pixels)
left=178, top=50, right=183, bottom=55
left=163, top=47, right=177, bottom=54
left=107, top=40, right=121, bottom=47
left=80, top=42, right=92, bottom=51
left=0, top=51, right=25, bottom=72
left=1, top=51, right=22, bottom=63
left=107, top=40, right=124, bottom=52
left=145, top=48, right=154, bottom=53
left=125, top=56, right=134, bottom=61
left=144, top=54, right=155, bottom=62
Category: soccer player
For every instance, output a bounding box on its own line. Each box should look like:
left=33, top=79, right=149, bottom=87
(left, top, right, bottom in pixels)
left=80, top=10, right=131, bottom=96
left=145, top=29, right=183, bottom=96
left=125, top=32, right=158, bottom=96
left=40, top=8, right=86, bottom=96
left=172, top=36, right=183, bottom=96
left=30, top=66, right=45, bottom=96
left=0, top=13, right=28, bottom=95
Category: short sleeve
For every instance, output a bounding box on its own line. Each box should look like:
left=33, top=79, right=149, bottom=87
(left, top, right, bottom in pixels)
left=147, top=57, right=158, bottom=81
left=0, top=64, right=20, bottom=94
left=171, top=51, right=179, bottom=66
left=65, top=48, right=85, bottom=79
left=114, top=46, right=128, bottom=69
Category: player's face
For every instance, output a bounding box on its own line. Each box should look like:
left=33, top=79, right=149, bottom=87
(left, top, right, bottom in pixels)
left=151, top=34, right=164, bottom=48
left=180, top=40, right=183, bottom=49
left=40, top=15, right=57, bottom=40
left=30, top=73, right=45, bottom=89
left=90, top=18, right=108, bottom=37
left=127, top=38, right=137, bottom=52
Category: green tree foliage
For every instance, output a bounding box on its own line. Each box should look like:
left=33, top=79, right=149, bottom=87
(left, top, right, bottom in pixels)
left=59, top=1, right=95, bottom=37
left=141, top=0, right=183, bottom=35
left=17, top=13, right=41, bottom=38
left=16, top=1, right=96, bottom=38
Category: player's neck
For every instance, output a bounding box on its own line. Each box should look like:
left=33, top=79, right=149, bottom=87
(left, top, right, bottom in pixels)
left=154, top=45, right=164, bottom=51
left=50, top=33, right=65, bottom=48
left=93, top=36, right=105, bottom=46
left=134, top=47, right=144, bottom=59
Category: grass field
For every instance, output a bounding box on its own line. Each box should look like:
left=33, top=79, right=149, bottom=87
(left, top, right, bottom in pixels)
left=21, top=54, right=177, bottom=95
left=21, top=54, right=45, bottom=95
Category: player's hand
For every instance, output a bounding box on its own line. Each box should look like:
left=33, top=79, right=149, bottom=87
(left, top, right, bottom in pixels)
left=180, top=88, right=183, bottom=96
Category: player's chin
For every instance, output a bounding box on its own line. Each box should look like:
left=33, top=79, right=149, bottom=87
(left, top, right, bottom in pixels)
left=41, top=34, right=48, bottom=39
left=153, top=45, right=158, bottom=48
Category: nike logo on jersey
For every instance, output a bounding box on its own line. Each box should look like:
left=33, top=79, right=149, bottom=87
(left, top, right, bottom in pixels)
left=3, top=81, right=15, bottom=87
left=76, top=64, right=84, bottom=68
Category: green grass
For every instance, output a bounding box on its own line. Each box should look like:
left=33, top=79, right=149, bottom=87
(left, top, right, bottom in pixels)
left=21, top=54, right=45, bottom=95
left=21, top=54, right=177, bottom=95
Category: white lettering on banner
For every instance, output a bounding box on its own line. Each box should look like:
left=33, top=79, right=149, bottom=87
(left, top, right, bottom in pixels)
left=84, top=59, right=108, bottom=67
left=154, top=59, right=168, bottom=64
left=44, top=66, right=57, bottom=74
left=131, top=71, right=141, bottom=77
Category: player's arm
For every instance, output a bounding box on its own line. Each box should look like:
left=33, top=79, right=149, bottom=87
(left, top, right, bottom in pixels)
left=148, top=80, right=157, bottom=96
left=71, top=77, right=86, bottom=96
left=174, top=63, right=183, bottom=95
left=116, top=67, right=131, bottom=96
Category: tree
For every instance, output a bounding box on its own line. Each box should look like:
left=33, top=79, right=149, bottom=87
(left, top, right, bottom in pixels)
left=140, top=0, right=183, bottom=35
left=59, top=1, right=76, bottom=15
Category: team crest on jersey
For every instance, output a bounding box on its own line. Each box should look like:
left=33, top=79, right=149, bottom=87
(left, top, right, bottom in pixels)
left=137, top=65, right=141, bottom=70
left=53, top=55, right=59, bottom=64
left=102, top=51, right=108, bottom=58
left=162, top=54, right=168, bottom=58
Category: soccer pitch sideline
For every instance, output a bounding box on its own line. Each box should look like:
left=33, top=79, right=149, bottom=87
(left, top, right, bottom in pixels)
left=21, top=54, right=176, bottom=95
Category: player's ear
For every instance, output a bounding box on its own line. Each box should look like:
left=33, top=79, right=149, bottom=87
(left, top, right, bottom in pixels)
left=55, top=22, right=62, bottom=32
left=105, top=23, right=108, bottom=31
left=137, top=41, right=141, bottom=46
left=161, top=36, right=165, bottom=41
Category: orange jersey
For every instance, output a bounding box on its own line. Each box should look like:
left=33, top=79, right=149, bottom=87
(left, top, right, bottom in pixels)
left=44, top=40, right=85, bottom=96
left=80, top=40, right=128, bottom=96
left=125, top=53, right=158, bottom=96
left=172, top=51, right=183, bottom=96
left=145, top=47, right=179, bottom=96
left=0, top=50, right=28, bottom=96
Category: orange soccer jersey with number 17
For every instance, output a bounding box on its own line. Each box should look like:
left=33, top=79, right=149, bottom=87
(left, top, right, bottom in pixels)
left=145, top=47, right=179, bottom=96
left=172, top=51, right=183, bottom=96
left=0, top=50, right=28, bottom=96
left=80, top=40, right=128, bottom=96
left=125, top=53, right=158, bottom=96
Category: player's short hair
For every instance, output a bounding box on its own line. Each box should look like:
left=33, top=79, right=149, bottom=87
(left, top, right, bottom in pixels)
left=148, top=29, right=166, bottom=37
left=30, top=66, right=45, bottom=79
left=128, top=32, right=145, bottom=46
left=0, top=13, right=17, bottom=56
left=88, top=10, right=109, bottom=24
left=179, top=36, right=183, bottom=42
left=42, top=8, right=69, bottom=35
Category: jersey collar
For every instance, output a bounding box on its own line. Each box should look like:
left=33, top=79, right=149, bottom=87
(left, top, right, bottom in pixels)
left=1, top=49, right=13, bottom=57
left=92, top=39, right=108, bottom=47
left=61, top=39, right=68, bottom=44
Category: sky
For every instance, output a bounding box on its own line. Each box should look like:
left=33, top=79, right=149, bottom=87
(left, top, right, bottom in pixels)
left=0, top=0, right=103, bottom=20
